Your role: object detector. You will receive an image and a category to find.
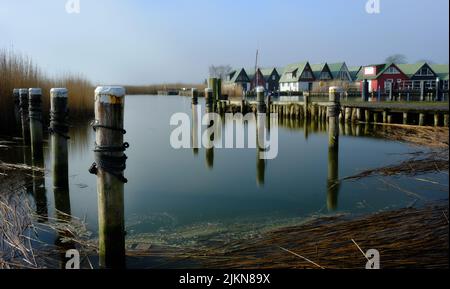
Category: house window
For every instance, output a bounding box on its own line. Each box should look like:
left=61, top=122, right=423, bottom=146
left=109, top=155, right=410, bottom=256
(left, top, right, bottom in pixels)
left=417, top=67, right=434, bottom=76
left=320, top=72, right=331, bottom=80
left=301, top=71, right=312, bottom=79
left=272, top=75, right=276, bottom=80
left=384, top=67, right=400, bottom=74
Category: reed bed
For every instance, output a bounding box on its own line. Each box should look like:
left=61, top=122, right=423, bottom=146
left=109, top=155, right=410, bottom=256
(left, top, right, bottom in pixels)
left=131, top=203, right=448, bottom=269
left=0, top=162, right=95, bottom=269
left=0, top=49, right=94, bottom=127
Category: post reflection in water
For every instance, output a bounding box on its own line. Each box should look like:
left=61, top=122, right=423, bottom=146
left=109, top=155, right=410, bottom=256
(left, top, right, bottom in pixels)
left=32, top=150, right=48, bottom=221
left=204, top=91, right=215, bottom=170
left=256, top=113, right=268, bottom=187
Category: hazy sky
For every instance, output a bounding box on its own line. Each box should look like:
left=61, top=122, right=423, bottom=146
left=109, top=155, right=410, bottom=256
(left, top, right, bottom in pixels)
left=1, top=0, right=449, bottom=85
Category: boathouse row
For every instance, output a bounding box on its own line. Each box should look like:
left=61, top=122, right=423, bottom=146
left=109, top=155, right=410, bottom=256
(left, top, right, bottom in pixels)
left=223, top=61, right=449, bottom=95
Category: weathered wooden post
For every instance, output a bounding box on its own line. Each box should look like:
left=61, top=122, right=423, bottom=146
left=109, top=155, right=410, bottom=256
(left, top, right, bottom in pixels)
left=50, top=88, right=70, bottom=191
left=256, top=86, right=266, bottom=114
left=191, top=88, right=198, bottom=105
left=435, top=78, right=441, bottom=101
left=216, top=78, right=222, bottom=101
left=403, top=112, right=408, bottom=125
left=304, top=92, right=310, bottom=119
left=419, top=113, right=425, bottom=126
left=327, top=87, right=341, bottom=211
left=29, top=88, right=44, bottom=167
left=382, top=110, right=388, bottom=123
left=208, top=78, right=219, bottom=104
left=13, top=89, right=21, bottom=127
left=365, top=110, right=371, bottom=123
left=345, top=107, right=351, bottom=122
left=373, top=112, right=379, bottom=123
left=205, top=88, right=214, bottom=113
left=356, top=108, right=362, bottom=122
left=19, top=88, right=30, bottom=145
left=444, top=114, right=449, bottom=127
left=420, top=81, right=425, bottom=101
left=90, top=86, right=127, bottom=269
left=362, top=80, right=369, bottom=101
left=434, top=113, right=440, bottom=127
left=387, top=114, right=393, bottom=124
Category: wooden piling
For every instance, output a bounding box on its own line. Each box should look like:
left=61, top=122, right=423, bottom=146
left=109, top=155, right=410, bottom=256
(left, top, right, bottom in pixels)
left=50, top=88, right=70, bottom=190
left=403, top=112, right=408, bottom=125
left=92, top=86, right=127, bottom=269
left=365, top=110, right=370, bottom=123
left=191, top=88, right=198, bottom=105
left=419, top=113, right=425, bottom=126
left=434, top=113, right=440, bottom=127
left=345, top=107, right=351, bottom=122
left=29, top=88, right=44, bottom=167
left=13, top=89, right=21, bottom=127
left=304, top=93, right=310, bottom=118
left=256, top=86, right=266, bottom=114
left=420, top=82, right=425, bottom=101
left=356, top=108, right=362, bottom=122
left=49, top=88, right=72, bottom=223
left=373, top=112, right=379, bottom=123
left=19, top=88, right=30, bottom=145
left=327, top=87, right=340, bottom=210
left=387, top=115, right=393, bottom=124
left=351, top=108, right=358, bottom=123
left=382, top=111, right=388, bottom=123
left=205, top=88, right=214, bottom=113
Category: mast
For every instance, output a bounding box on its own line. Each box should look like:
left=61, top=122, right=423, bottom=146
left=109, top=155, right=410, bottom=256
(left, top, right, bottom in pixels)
left=255, top=49, right=259, bottom=91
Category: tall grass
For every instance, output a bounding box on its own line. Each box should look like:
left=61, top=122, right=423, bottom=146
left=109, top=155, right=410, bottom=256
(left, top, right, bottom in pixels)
left=0, top=49, right=94, bottom=126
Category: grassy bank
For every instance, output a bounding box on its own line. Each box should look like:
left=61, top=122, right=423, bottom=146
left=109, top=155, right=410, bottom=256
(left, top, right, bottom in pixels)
left=0, top=49, right=94, bottom=126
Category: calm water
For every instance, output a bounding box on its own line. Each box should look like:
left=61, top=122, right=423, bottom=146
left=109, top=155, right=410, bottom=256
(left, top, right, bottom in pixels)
left=1, top=95, right=448, bottom=247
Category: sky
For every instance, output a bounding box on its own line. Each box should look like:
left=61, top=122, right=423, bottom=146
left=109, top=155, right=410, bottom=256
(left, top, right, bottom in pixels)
left=0, top=0, right=449, bottom=85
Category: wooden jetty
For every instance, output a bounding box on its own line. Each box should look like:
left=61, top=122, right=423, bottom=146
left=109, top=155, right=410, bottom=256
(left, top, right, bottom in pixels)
left=216, top=97, right=449, bottom=127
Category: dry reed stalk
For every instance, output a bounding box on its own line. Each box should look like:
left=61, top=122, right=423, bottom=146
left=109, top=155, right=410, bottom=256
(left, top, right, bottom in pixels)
left=0, top=48, right=94, bottom=126
left=125, top=202, right=448, bottom=269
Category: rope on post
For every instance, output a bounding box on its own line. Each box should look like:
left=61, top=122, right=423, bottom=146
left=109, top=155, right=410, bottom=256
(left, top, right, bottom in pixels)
left=88, top=120, right=130, bottom=183
left=49, top=110, right=70, bottom=139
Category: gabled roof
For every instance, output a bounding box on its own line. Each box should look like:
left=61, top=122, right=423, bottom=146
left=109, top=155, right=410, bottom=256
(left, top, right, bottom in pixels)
left=227, top=68, right=250, bottom=83
left=327, top=62, right=346, bottom=79
left=430, top=64, right=449, bottom=81
left=279, top=62, right=310, bottom=83
left=245, top=67, right=280, bottom=82
left=396, top=62, right=431, bottom=78
left=356, top=63, right=393, bottom=80
left=348, top=66, right=362, bottom=81
left=310, top=63, right=329, bottom=79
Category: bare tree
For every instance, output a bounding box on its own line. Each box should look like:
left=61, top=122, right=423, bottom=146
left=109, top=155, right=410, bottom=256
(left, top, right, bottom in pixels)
left=209, top=65, right=233, bottom=80
left=385, top=54, right=408, bottom=64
